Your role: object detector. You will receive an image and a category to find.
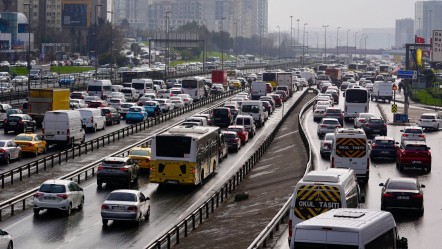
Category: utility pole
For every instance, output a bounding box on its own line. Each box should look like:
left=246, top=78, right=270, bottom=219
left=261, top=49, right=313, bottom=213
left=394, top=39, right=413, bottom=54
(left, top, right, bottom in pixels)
left=297, top=19, right=300, bottom=61
left=203, top=19, right=208, bottom=70
left=354, top=32, right=358, bottom=60
left=107, top=10, right=113, bottom=80
left=336, top=26, right=341, bottom=59
left=346, top=29, right=350, bottom=62
left=290, top=16, right=293, bottom=60
left=234, top=21, right=238, bottom=63
left=23, top=3, right=31, bottom=92
left=315, top=33, right=319, bottom=58
left=94, top=2, right=103, bottom=79
left=276, top=26, right=281, bottom=59
left=323, top=25, right=329, bottom=62
left=303, top=23, right=308, bottom=66
left=221, top=17, right=226, bottom=70
left=259, top=25, right=263, bottom=64
left=165, top=11, right=171, bottom=79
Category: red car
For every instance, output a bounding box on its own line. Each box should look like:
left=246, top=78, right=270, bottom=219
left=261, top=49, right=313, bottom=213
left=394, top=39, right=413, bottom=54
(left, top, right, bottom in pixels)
left=226, top=125, right=249, bottom=145
left=396, top=140, right=432, bottom=173
left=88, top=100, right=109, bottom=108
left=268, top=94, right=282, bottom=107
left=265, top=83, right=273, bottom=93
left=275, top=90, right=288, bottom=102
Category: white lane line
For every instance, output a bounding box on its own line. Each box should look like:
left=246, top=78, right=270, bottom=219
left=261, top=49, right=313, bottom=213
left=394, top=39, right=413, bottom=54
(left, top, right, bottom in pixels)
left=276, top=130, right=299, bottom=139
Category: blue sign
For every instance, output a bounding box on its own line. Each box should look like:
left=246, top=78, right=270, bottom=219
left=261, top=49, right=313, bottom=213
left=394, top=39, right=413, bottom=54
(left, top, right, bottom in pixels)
left=397, top=74, right=414, bottom=79
left=397, top=70, right=416, bottom=76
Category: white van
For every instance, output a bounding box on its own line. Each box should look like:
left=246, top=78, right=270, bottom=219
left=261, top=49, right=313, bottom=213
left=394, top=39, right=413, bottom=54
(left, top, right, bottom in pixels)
left=111, top=85, right=123, bottom=92
left=291, top=209, right=408, bottom=249
left=42, top=110, right=85, bottom=146
left=371, top=81, right=393, bottom=102
left=120, top=87, right=140, bottom=102
left=185, top=116, right=208, bottom=126
left=331, top=128, right=369, bottom=183
left=87, top=80, right=113, bottom=99
left=131, top=78, right=154, bottom=95
left=240, top=100, right=266, bottom=127
left=78, top=108, right=106, bottom=133
left=288, top=168, right=363, bottom=246
left=234, top=115, right=256, bottom=138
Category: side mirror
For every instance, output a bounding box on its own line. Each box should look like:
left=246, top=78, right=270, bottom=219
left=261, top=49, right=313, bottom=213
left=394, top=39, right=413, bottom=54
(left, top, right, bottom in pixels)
left=395, top=142, right=399, bottom=145
left=421, top=184, right=426, bottom=188
left=78, top=187, right=83, bottom=191
left=379, top=183, right=384, bottom=186
left=427, top=147, right=431, bottom=150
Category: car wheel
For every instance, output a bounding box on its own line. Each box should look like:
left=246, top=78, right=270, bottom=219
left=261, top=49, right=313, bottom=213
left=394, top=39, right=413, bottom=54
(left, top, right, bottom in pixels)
left=426, top=165, right=431, bottom=173
left=7, top=241, right=12, bottom=249
left=4, top=155, right=10, bottom=164
left=135, top=214, right=143, bottom=226
left=33, top=208, right=39, bottom=215
left=97, top=181, right=103, bottom=189
left=398, top=163, right=404, bottom=172
left=34, top=149, right=38, bottom=157
left=65, top=203, right=72, bottom=216
left=102, top=122, right=106, bottom=130
left=78, top=197, right=84, bottom=210
left=417, top=208, right=424, bottom=217
left=144, top=208, right=150, bottom=221
left=3, top=128, right=7, bottom=134
left=102, top=219, right=108, bottom=226
left=92, top=125, right=97, bottom=133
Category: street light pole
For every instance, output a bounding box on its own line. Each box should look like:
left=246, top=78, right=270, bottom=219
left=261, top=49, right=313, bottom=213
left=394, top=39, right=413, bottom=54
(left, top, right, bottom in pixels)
left=364, top=36, right=368, bottom=58
left=203, top=19, right=208, bottom=70
left=336, top=26, right=341, bottom=59
left=322, top=25, right=329, bottom=62
left=107, top=10, right=113, bottom=80
left=303, top=23, right=308, bottom=66
left=276, top=26, right=280, bottom=59
left=23, top=3, right=31, bottom=92
left=259, top=24, right=263, bottom=64
left=346, top=29, right=350, bottom=62
left=306, top=31, right=309, bottom=57
left=234, top=22, right=238, bottom=62
left=94, top=3, right=103, bottom=80
left=315, top=33, right=319, bottom=58
left=165, top=11, right=171, bottom=79
left=221, top=17, right=226, bottom=70
left=297, top=19, right=300, bottom=60
left=290, top=16, right=293, bottom=59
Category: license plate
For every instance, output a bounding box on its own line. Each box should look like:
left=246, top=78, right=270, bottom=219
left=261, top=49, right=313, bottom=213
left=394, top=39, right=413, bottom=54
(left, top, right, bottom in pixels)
left=112, top=206, right=125, bottom=210
left=9, top=122, right=16, bottom=125
left=412, top=161, right=422, bottom=164
left=107, top=169, right=118, bottom=172
left=373, top=130, right=380, bottom=132
left=166, top=180, right=179, bottom=184
left=44, top=197, right=56, bottom=200
left=381, top=151, right=389, bottom=154
left=397, top=196, right=409, bottom=200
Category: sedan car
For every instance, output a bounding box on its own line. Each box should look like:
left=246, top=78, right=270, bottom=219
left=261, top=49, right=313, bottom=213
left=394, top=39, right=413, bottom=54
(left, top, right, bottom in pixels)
left=176, top=94, right=193, bottom=106
left=101, top=190, right=150, bottom=227
left=0, top=139, right=21, bottom=164
left=417, top=113, right=442, bottom=130
left=226, top=125, right=249, bottom=145
left=11, top=75, right=28, bottom=85
left=171, top=99, right=185, bottom=109
left=324, top=107, right=344, bottom=126
left=14, top=133, right=46, bottom=156
left=362, top=117, right=387, bottom=137
left=118, top=103, right=137, bottom=118
left=58, top=75, right=76, bottom=87
left=380, top=178, right=425, bottom=216
left=128, top=147, right=151, bottom=171
left=125, top=106, right=148, bottom=123
left=0, top=228, right=13, bottom=249
left=4, top=114, right=36, bottom=134
left=143, top=101, right=161, bottom=116
left=396, top=140, right=431, bottom=173
left=268, top=94, right=282, bottom=107
left=354, top=113, right=376, bottom=128
left=400, top=126, right=426, bottom=143
left=222, top=131, right=241, bottom=152
left=320, top=133, right=334, bottom=159
left=156, top=98, right=175, bottom=112
left=70, top=99, right=88, bottom=108
left=369, top=136, right=397, bottom=161
left=313, top=105, right=329, bottom=122
left=317, top=118, right=341, bottom=139
left=33, top=179, right=84, bottom=216
left=83, top=95, right=101, bottom=105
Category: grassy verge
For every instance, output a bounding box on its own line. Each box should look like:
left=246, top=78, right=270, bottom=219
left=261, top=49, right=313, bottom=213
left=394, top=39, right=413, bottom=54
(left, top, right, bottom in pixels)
left=413, top=89, right=442, bottom=106
left=11, top=66, right=93, bottom=76
left=170, top=51, right=235, bottom=67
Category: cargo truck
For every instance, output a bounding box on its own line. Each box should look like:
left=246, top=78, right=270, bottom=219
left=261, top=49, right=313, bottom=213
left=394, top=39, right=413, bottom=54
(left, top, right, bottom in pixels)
left=371, top=81, right=393, bottom=102
left=28, top=88, right=70, bottom=126
left=276, top=72, right=296, bottom=97
left=325, top=68, right=342, bottom=86
left=251, top=81, right=266, bottom=100
left=211, top=70, right=228, bottom=89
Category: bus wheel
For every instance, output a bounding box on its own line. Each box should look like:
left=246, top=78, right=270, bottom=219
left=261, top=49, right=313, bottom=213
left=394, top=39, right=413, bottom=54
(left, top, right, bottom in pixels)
left=199, top=170, right=204, bottom=186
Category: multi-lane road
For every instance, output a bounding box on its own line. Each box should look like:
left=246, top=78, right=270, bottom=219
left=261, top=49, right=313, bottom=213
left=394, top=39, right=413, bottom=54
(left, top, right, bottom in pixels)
left=0, top=87, right=306, bottom=248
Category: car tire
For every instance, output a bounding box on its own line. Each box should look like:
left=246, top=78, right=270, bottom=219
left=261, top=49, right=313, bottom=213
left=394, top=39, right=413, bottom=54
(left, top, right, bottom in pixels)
left=3, top=128, right=7, bottom=134
left=97, top=181, right=103, bottom=189
left=144, top=208, right=150, bottom=221
left=398, top=163, right=404, bottom=172
left=92, top=125, right=97, bottom=133
left=135, top=214, right=143, bottom=226
left=7, top=241, right=12, bottom=249
left=78, top=197, right=84, bottom=210
left=33, top=208, right=39, bottom=215
left=4, top=155, right=10, bottom=164
left=426, top=165, right=431, bottom=173
left=34, top=149, right=38, bottom=157
left=65, top=203, right=72, bottom=216
left=417, top=208, right=424, bottom=217
left=102, top=219, right=108, bottom=226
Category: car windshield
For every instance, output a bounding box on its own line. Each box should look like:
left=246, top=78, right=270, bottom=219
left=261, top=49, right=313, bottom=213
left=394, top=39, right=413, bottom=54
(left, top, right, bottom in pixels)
left=421, top=115, right=436, bottom=119
left=227, top=128, right=242, bottom=133
left=39, top=184, right=66, bottom=193
left=130, top=150, right=150, bottom=156
left=144, top=102, right=156, bottom=107
left=129, top=107, right=142, bottom=112
left=224, top=133, right=236, bottom=139
left=326, top=109, right=341, bottom=114
left=109, top=99, right=120, bottom=103
left=15, top=135, right=33, bottom=141
left=106, top=192, right=137, bottom=202
left=387, top=181, right=417, bottom=190
left=404, top=128, right=422, bottom=134
left=213, top=109, right=228, bottom=115
left=121, top=104, right=134, bottom=108
left=405, top=145, right=428, bottom=151
left=323, top=120, right=339, bottom=125
left=374, top=139, right=394, bottom=145
left=324, top=134, right=334, bottom=141
left=369, top=119, right=384, bottom=123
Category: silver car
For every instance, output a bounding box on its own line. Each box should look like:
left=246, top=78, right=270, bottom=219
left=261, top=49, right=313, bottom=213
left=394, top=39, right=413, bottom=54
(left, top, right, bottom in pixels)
left=118, top=103, right=137, bottom=118
left=33, top=179, right=84, bottom=216
left=0, top=140, right=21, bottom=164
left=101, top=189, right=150, bottom=226
left=313, top=105, right=329, bottom=122
left=354, top=113, right=376, bottom=128
left=320, top=133, right=335, bottom=159
left=400, top=126, right=426, bottom=143
left=0, top=229, right=12, bottom=249
left=317, top=118, right=341, bottom=138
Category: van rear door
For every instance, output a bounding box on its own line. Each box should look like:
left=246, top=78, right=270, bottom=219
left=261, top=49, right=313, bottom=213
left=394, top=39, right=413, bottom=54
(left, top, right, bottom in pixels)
left=333, top=137, right=368, bottom=176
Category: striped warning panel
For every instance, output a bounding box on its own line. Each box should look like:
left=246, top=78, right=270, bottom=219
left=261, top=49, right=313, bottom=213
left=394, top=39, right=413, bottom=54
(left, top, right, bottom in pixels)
left=335, top=138, right=367, bottom=158
left=294, top=185, right=342, bottom=221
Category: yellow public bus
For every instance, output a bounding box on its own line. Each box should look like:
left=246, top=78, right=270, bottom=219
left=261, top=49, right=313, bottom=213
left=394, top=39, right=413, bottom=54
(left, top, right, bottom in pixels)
left=150, top=126, right=220, bottom=186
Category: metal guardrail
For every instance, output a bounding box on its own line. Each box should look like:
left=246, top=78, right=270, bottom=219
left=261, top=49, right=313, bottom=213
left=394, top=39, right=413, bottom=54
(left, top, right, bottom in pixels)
left=143, top=89, right=311, bottom=249
left=247, top=88, right=318, bottom=249
left=0, top=89, right=242, bottom=221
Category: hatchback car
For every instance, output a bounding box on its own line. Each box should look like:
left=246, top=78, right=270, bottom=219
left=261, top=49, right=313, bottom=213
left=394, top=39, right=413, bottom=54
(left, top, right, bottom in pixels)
left=417, top=113, right=442, bottom=130
left=323, top=107, right=344, bottom=126
left=396, top=140, right=431, bottom=173
left=379, top=178, right=425, bottom=216
left=101, top=190, right=150, bottom=227
left=118, top=103, right=137, bottom=118
left=33, top=179, right=84, bottom=216
left=362, top=117, right=387, bottom=137
left=313, top=105, right=328, bottom=122
left=226, top=125, right=249, bottom=145
left=14, top=133, right=46, bottom=156
left=125, top=106, right=148, bottom=123
left=400, top=126, right=425, bottom=143
left=320, top=133, right=334, bottom=159
left=143, top=101, right=162, bottom=117
left=0, top=139, right=21, bottom=164
left=4, top=114, right=36, bottom=134
left=100, top=107, right=121, bottom=125
left=97, top=157, right=140, bottom=189
left=0, top=228, right=13, bottom=249
left=317, top=118, right=341, bottom=138
left=222, top=131, right=241, bottom=152
left=369, top=136, right=397, bottom=161
left=268, top=94, right=282, bottom=107
left=354, top=113, right=376, bottom=128
left=88, top=100, right=108, bottom=108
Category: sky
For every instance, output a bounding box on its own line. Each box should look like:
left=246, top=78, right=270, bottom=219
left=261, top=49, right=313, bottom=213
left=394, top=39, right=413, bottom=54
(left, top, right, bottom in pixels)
left=268, top=0, right=417, bottom=32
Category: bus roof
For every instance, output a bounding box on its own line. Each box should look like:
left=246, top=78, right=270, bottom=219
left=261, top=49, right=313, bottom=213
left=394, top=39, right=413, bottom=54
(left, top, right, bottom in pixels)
left=164, top=126, right=219, bottom=138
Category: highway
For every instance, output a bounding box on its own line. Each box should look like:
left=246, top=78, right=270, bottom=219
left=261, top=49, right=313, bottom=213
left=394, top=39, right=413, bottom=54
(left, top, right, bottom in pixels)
left=274, top=90, right=441, bottom=248
left=0, top=88, right=306, bottom=248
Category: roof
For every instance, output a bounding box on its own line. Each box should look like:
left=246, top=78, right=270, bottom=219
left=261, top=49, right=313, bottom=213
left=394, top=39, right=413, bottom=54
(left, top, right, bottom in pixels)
left=103, top=156, right=129, bottom=162
left=42, top=179, right=73, bottom=185
left=387, top=177, right=417, bottom=184
left=373, top=136, right=394, bottom=141
left=109, top=189, right=140, bottom=194
left=403, top=140, right=427, bottom=146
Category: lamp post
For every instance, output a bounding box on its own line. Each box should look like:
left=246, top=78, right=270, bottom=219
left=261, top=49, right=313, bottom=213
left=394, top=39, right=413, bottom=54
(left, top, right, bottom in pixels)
left=165, top=11, right=171, bottom=79
left=276, top=26, right=281, bottom=59
left=107, top=10, right=114, bottom=79
left=290, top=16, right=293, bottom=59
left=336, top=26, right=341, bottom=59
left=315, top=32, right=319, bottom=58
left=306, top=31, right=309, bottom=57
left=354, top=31, right=358, bottom=60
left=23, top=3, right=31, bottom=92
left=364, top=36, right=368, bottom=58
left=303, top=23, right=308, bottom=66
left=346, top=29, right=350, bottom=62
left=203, top=19, right=208, bottom=70
left=94, top=3, right=103, bottom=79
left=234, top=21, right=238, bottom=62
left=221, top=17, right=226, bottom=70
left=360, top=34, right=365, bottom=59
left=297, top=19, right=300, bottom=61
left=322, top=25, right=329, bottom=62
left=259, top=24, right=263, bottom=64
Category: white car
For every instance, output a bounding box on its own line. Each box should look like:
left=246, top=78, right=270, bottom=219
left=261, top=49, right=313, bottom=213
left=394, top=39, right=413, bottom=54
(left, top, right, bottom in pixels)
left=417, top=113, right=442, bottom=130
left=108, top=98, right=124, bottom=109
left=155, top=98, right=174, bottom=112
left=171, top=99, right=185, bottom=109
left=11, top=75, right=28, bottom=85
left=33, top=179, right=84, bottom=216
left=313, top=105, right=329, bottom=122
left=101, top=189, right=150, bottom=226
left=70, top=99, right=88, bottom=108
left=0, top=228, right=12, bottom=249
left=400, top=126, right=426, bottom=143
left=106, top=92, right=126, bottom=102
left=354, top=113, right=376, bottom=128
left=317, top=118, right=341, bottom=138
left=177, top=94, right=193, bottom=106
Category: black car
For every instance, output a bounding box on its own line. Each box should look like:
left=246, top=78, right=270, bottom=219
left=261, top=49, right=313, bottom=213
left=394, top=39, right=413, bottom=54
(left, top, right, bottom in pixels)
left=100, top=107, right=121, bottom=125
left=362, top=117, right=387, bottom=137
left=222, top=131, right=241, bottom=152
left=4, top=114, right=36, bottom=134
left=379, top=178, right=425, bottom=216
left=369, top=136, right=397, bottom=161
left=211, top=107, right=232, bottom=128
left=97, top=157, right=139, bottom=189
left=261, top=100, right=272, bottom=116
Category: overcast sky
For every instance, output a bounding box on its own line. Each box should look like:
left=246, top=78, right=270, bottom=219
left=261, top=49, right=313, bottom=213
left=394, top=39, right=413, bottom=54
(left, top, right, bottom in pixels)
left=268, top=0, right=417, bottom=32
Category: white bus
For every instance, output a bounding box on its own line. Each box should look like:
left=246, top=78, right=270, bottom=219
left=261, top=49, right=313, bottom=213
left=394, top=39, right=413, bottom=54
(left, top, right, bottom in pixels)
left=344, top=87, right=369, bottom=121
left=181, top=76, right=206, bottom=101
left=291, top=208, right=408, bottom=249
left=131, top=78, right=154, bottom=95
left=150, top=126, right=220, bottom=186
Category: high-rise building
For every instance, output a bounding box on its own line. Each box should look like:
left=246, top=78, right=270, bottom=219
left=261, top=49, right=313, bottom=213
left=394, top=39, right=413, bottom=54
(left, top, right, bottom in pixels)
left=395, top=18, right=414, bottom=49
left=0, top=0, right=18, bottom=12
left=415, top=1, right=442, bottom=42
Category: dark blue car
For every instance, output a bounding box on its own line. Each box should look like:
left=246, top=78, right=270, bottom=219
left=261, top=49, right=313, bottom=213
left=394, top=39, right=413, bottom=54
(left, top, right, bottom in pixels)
left=59, top=75, right=76, bottom=87
left=369, top=136, right=397, bottom=161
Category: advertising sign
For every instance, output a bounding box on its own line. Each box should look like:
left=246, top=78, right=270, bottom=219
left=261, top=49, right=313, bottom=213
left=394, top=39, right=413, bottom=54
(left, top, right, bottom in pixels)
left=62, top=1, right=89, bottom=28
left=433, top=30, right=442, bottom=62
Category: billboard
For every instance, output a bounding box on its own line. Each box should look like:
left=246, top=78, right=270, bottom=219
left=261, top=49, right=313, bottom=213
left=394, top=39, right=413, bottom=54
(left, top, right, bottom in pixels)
left=62, top=0, right=90, bottom=28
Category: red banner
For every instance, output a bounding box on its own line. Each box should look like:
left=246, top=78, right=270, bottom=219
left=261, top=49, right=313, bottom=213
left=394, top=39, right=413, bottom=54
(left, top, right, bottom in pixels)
left=415, top=36, right=425, bottom=44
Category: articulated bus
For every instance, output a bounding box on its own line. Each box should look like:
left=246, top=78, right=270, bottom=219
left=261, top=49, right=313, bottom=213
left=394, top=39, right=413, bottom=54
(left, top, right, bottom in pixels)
left=181, top=76, right=206, bottom=101
left=150, top=126, right=220, bottom=186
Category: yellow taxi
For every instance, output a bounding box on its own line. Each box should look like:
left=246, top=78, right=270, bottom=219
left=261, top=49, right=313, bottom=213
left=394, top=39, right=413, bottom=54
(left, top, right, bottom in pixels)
left=14, top=133, right=47, bottom=156
left=229, top=80, right=242, bottom=89
left=128, top=147, right=151, bottom=170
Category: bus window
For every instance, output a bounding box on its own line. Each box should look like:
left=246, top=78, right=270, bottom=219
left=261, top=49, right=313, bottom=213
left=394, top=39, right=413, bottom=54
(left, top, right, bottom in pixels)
left=156, top=136, right=191, bottom=158
left=345, top=90, right=368, bottom=103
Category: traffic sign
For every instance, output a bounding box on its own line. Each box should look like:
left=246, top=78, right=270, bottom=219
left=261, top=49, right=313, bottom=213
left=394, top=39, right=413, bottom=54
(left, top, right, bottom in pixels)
left=391, top=104, right=398, bottom=113
left=392, top=85, right=397, bottom=91
left=397, top=70, right=417, bottom=80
